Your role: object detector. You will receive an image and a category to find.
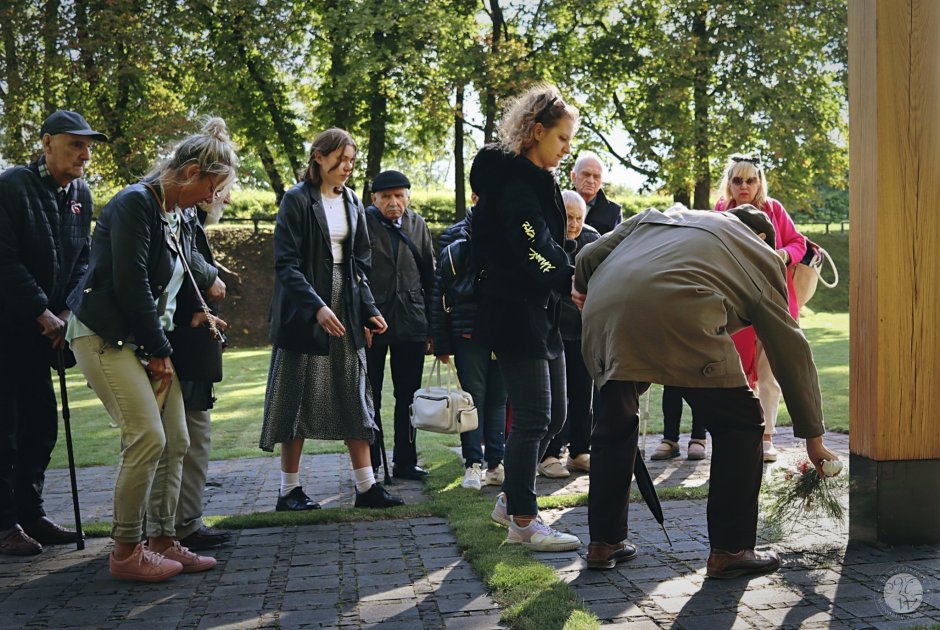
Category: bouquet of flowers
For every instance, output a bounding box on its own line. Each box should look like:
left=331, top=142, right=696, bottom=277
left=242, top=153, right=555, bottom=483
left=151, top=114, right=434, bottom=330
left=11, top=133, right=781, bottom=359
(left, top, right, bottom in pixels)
left=763, top=459, right=846, bottom=529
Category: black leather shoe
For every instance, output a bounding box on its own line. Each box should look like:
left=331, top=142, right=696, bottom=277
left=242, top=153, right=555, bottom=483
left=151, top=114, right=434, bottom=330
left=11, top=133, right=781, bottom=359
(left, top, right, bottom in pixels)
left=706, top=548, right=780, bottom=579
left=393, top=465, right=429, bottom=481
left=355, top=483, right=405, bottom=509
left=275, top=486, right=321, bottom=512
left=587, top=540, right=638, bottom=570
left=21, top=516, right=81, bottom=545
left=179, top=526, right=231, bottom=551
left=0, top=525, right=42, bottom=556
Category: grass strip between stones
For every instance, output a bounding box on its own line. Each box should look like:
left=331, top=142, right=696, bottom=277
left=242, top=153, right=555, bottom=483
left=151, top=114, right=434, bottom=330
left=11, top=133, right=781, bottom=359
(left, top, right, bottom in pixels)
left=76, top=443, right=709, bottom=629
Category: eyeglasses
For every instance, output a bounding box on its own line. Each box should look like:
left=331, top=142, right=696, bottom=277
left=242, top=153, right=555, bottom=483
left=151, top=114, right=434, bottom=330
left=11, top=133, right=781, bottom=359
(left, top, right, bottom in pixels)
left=731, top=177, right=758, bottom=187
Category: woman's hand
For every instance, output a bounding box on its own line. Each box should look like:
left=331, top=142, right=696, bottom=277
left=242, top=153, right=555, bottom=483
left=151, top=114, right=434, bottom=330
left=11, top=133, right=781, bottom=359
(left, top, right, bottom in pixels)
left=190, top=311, right=228, bottom=332
left=776, top=249, right=791, bottom=265
left=207, top=276, right=226, bottom=301
left=145, top=356, right=174, bottom=395
left=367, top=315, right=388, bottom=335
left=316, top=306, right=346, bottom=337
left=805, top=436, right=841, bottom=477
left=364, top=327, right=373, bottom=349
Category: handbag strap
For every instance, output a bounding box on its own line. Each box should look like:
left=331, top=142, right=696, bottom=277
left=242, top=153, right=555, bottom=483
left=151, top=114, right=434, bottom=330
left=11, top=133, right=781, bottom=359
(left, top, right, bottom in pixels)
left=142, top=182, right=225, bottom=343
left=424, top=357, right=459, bottom=392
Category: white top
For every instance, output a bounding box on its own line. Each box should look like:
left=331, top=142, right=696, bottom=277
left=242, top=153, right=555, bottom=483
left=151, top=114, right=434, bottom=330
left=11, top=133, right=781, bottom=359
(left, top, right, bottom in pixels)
left=321, top=194, right=348, bottom=263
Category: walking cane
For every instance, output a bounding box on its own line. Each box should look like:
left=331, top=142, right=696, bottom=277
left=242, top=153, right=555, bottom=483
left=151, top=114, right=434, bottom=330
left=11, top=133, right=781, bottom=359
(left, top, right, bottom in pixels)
left=56, top=347, right=85, bottom=550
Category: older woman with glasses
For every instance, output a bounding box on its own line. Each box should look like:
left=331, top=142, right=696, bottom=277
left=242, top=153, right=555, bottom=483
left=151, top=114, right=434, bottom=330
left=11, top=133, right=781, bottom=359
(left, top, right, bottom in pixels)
left=715, top=153, right=807, bottom=462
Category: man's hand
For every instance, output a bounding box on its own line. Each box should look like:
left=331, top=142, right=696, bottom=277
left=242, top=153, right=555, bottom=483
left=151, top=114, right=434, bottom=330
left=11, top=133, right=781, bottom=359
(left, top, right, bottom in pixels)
left=367, top=315, right=388, bottom=335
left=316, top=306, right=346, bottom=337
left=206, top=276, right=226, bottom=302
left=805, top=436, right=841, bottom=477
left=37, top=309, right=66, bottom=340
left=437, top=354, right=450, bottom=364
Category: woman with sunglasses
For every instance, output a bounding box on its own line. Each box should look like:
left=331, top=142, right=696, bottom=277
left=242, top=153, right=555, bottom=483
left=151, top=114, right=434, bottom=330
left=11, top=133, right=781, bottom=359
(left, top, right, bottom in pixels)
left=470, top=84, right=581, bottom=552
left=715, top=153, right=807, bottom=462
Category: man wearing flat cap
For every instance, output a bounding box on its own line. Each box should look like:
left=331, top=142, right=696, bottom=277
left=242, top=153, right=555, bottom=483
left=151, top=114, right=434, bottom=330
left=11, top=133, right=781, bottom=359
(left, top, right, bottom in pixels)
left=364, top=170, right=436, bottom=480
left=0, top=110, right=108, bottom=555
left=572, top=205, right=841, bottom=578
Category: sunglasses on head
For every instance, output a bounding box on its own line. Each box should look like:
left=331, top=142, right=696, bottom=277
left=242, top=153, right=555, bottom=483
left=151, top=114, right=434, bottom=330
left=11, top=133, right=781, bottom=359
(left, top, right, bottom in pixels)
left=535, top=96, right=559, bottom=124
left=731, top=176, right=758, bottom=186
left=731, top=154, right=763, bottom=167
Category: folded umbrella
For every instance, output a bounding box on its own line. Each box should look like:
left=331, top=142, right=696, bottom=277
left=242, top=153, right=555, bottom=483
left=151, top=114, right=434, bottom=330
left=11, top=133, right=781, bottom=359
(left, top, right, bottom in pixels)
left=634, top=455, right=671, bottom=547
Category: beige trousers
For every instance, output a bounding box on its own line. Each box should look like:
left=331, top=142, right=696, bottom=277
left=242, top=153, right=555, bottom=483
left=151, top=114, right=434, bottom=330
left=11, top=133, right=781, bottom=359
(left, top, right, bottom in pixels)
left=72, top=335, right=188, bottom=543
left=175, top=409, right=211, bottom=538
left=754, top=339, right=782, bottom=437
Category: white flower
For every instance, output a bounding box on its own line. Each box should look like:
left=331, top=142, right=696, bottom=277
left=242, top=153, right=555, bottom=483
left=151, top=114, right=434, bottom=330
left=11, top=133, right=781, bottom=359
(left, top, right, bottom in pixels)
left=821, top=459, right=843, bottom=477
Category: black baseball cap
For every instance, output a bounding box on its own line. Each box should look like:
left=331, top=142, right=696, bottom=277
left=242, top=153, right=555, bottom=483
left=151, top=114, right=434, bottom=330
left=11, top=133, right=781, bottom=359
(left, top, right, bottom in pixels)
left=40, top=110, right=109, bottom=142
left=371, top=170, right=411, bottom=192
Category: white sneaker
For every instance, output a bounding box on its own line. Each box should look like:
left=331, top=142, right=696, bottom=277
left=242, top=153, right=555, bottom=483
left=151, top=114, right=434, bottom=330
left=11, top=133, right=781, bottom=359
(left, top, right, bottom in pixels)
left=462, top=463, right=483, bottom=490
left=491, top=493, right=511, bottom=526
left=763, top=441, right=779, bottom=462
left=484, top=463, right=505, bottom=486
left=507, top=516, right=580, bottom=551
left=537, top=456, right=570, bottom=478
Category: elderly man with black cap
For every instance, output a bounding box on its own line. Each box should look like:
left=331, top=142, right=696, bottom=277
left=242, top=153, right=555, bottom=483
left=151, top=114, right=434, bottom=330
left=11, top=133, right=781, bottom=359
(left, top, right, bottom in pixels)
left=364, top=170, right=436, bottom=480
left=0, top=110, right=108, bottom=555
left=573, top=205, right=841, bottom=578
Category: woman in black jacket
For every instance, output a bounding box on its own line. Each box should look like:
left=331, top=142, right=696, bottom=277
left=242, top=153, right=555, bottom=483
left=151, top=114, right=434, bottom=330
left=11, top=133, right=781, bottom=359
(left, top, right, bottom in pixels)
left=470, top=84, right=581, bottom=552
left=261, top=128, right=401, bottom=510
left=67, top=118, right=236, bottom=582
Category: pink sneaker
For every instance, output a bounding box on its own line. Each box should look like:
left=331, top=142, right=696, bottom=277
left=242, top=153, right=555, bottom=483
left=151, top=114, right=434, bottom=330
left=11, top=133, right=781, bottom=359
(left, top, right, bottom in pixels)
left=109, top=543, right=183, bottom=582
left=157, top=541, right=217, bottom=573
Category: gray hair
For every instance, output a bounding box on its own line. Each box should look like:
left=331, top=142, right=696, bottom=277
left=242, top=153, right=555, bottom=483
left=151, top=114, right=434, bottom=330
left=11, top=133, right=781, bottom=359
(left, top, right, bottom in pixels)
left=561, top=189, right=586, bottom=212
left=145, top=117, right=238, bottom=195
left=573, top=151, right=605, bottom=175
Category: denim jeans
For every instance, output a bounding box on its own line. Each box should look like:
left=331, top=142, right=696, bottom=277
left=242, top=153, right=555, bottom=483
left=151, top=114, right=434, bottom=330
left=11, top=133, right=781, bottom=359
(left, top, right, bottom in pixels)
left=454, top=337, right=506, bottom=469
left=73, top=334, right=188, bottom=543
left=497, top=351, right=566, bottom=516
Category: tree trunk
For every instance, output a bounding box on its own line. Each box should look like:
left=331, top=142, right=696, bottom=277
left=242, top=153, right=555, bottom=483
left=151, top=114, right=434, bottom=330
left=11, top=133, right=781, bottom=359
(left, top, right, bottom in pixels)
left=257, top=142, right=286, bottom=204
left=454, top=83, right=466, bottom=220
left=691, top=7, right=711, bottom=209
left=673, top=190, right=691, bottom=206
left=0, top=3, right=30, bottom=163
left=483, top=0, right=504, bottom=144
left=363, top=83, right=388, bottom=200
left=232, top=12, right=303, bottom=179
left=41, top=0, right=61, bottom=115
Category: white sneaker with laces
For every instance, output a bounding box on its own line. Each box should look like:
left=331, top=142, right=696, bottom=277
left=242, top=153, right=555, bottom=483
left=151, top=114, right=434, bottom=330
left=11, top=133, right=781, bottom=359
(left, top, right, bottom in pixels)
left=491, top=493, right=511, bottom=526
left=462, top=463, right=483, bottom=490
left=484, top=463, right=505, bottom=486
left=507, top=516, right=580, bottom=551
left=762, top=441, right=779, bottom=462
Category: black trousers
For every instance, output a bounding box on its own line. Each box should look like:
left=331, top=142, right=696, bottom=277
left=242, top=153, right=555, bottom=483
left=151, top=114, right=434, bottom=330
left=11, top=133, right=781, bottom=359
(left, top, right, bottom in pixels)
left=0, top=333, right=60, bottom=529
left=544, top=339, right=593, bottom=458
left=661, top=385, right=706, bottom=442
left=366, top=340, right=425, bottom=469
left=589, top=381, right=764, bottom=552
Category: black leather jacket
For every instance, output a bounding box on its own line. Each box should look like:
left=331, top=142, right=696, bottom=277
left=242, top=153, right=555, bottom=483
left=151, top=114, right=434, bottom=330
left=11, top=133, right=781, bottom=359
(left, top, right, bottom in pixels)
left=67, top=182, right=217, bottom=358
left=269, top=181, right=380, bottom=355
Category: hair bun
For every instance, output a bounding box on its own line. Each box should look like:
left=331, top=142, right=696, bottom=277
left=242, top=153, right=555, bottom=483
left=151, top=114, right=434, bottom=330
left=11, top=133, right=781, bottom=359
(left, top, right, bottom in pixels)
left=199, top=116, right=230, bottom=143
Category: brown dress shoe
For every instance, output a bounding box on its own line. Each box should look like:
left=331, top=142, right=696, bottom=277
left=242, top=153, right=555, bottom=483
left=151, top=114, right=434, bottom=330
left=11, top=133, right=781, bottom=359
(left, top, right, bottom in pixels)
left=706, top=548, right=780, bottom=579
left=21, top=516, right=82, bottom=545
left=0, top=525, right=42, bottom=556
left=586, top=540, right=637, bottom=570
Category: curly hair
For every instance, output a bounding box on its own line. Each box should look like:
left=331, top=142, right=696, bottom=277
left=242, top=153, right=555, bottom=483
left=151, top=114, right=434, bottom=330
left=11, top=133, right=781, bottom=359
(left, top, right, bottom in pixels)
left=717, top=152, right=768, bottom=210
left=498, top=83, right=579, bottom=156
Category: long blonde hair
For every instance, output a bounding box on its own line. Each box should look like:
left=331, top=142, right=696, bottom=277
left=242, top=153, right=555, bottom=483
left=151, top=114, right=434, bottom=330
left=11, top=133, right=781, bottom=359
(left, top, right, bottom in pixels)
left=717, top=153, right=768, bottom=209
left=498, top=83, right=579, bottom=156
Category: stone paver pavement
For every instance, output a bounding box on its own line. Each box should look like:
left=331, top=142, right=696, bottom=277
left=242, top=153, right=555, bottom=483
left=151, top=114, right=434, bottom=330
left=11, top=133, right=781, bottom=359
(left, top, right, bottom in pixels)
left=6, top=428, right=940, bottom=629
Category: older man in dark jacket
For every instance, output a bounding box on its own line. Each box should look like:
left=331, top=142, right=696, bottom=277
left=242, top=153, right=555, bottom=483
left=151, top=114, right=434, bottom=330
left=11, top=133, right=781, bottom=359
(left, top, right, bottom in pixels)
left=0, top=110, right=107, bottom=555
left=364, top=170, right=436, bottom=480
left=570, top=151, right=622, bottom=235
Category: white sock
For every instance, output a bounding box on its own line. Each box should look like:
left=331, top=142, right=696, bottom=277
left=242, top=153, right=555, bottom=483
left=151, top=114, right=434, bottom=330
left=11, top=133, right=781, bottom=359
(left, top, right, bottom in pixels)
left=353, top=466, right=376, bottom=494
left=280, top=471, right=300, bottom=497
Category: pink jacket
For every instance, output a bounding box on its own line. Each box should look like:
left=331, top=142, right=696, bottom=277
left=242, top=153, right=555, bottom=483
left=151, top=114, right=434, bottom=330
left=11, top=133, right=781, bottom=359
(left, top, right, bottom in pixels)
left=715, top=197, right=806, bottom=386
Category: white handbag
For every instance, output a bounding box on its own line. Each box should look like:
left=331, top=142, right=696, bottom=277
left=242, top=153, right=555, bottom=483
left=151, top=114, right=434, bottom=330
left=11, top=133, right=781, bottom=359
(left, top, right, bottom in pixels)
left=410, top=358, right=479, bottom=434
